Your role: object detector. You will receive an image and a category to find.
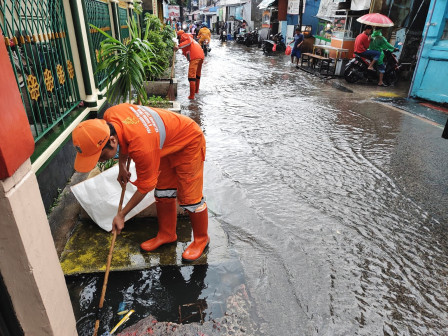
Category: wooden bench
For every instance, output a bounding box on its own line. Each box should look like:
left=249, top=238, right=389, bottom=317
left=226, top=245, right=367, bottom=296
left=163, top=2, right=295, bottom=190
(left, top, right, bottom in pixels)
left=301, top=53, right=334, bottom=75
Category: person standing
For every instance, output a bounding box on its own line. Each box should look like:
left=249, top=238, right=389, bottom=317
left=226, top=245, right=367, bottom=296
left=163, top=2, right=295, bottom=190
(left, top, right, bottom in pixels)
left=71, top=104, right=209, bottom=262
left=175, top=31, right=205, bottom=99
left=354, top=25, right=380, bottom=71
left=290, top=27, right=304, bottom=67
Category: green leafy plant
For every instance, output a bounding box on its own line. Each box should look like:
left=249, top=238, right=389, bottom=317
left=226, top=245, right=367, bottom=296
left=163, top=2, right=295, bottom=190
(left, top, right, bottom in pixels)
left=91, top=16, right=159, bottom=104
left=97, top=158, right=117, bottom=172
left=148, top=95, right=171, bottom=107
left=142, top=14, right=176, bottom=81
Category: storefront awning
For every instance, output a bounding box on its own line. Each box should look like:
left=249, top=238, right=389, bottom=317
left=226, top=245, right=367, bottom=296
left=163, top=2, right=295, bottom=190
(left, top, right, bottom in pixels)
left=258, top=0, right=275, bottom=9
left=208, top=6, right=218, bottom=12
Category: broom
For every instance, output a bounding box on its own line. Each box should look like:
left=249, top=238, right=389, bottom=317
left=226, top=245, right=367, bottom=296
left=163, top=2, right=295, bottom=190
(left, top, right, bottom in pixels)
left=93, top=158, right=131, bottom=336
left=166, top=51, right=176, bottom=101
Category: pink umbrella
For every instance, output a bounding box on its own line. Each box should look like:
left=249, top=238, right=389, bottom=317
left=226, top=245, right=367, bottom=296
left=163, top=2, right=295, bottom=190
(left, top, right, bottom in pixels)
left=357, top=13, right=394, bottom=27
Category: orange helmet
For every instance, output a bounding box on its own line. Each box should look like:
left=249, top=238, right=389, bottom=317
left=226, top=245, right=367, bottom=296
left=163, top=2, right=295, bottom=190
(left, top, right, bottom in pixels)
left=177, top=30, right=185, bottom=37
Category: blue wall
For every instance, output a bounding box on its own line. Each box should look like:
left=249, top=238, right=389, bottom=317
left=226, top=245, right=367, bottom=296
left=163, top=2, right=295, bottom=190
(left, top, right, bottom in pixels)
left=411, top=0, right=448, bottom=103
left=286, top=0, right=320, bottom=33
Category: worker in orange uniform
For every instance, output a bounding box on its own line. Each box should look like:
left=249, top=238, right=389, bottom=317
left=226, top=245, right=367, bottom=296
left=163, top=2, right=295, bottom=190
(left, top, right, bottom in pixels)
left=175, top=31, right=204, bottom=99
left=197, top=23, right=211, bottom=47
left=71, top=103, right=209, bottom=262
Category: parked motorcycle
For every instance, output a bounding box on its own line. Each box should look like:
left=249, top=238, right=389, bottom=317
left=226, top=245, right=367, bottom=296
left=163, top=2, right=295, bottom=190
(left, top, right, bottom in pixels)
left=201, top=39, right=211, bottom=56
left=243, top=29, right=259, bottom=47
left=262, top=33, right=286, bottom=54
left=344, top=49, right=401, bottom=85
left=235, top=28, right=247, bottom=44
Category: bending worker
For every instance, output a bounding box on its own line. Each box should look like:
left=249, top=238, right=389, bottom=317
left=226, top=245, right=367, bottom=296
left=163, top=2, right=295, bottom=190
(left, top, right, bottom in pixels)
left=175, top=31, right=204, bottom=100
left=197, top=23, right=211, bottom=47
left=71, top=103, right=209, bottom=262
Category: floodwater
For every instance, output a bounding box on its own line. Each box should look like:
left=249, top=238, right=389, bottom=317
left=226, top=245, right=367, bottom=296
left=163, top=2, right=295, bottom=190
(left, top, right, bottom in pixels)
left=67, top=39, right=448, bottom=336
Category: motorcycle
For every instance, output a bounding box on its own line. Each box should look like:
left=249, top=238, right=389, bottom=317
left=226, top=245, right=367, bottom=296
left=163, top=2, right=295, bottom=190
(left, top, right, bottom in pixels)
left=201, top=39, right=211, bottom=56
left=219, top=28, right=227, bottom=42
left=243, top=29, right=259, bottom=47
left=262, top=33, right=286, bottom=54
left=235, top=28, right=247, bottom=44
left=344, top=49, right=401, bottom=86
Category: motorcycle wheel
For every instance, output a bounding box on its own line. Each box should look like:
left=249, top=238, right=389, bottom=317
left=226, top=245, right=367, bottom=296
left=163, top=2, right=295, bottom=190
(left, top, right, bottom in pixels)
left=384, top=70, right=398, bottom=86
left=344, top=64, right=360, bottom=83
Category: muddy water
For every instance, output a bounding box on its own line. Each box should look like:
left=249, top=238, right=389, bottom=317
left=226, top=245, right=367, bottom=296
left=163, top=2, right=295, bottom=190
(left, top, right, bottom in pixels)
left=176, top=41, right=448, bottom=335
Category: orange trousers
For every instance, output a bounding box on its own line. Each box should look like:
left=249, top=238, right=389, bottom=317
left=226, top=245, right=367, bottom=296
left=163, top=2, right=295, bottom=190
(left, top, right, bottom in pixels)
left=188, top=59, right=203, bottom=80
left=156, top=133, right=206, bottom=208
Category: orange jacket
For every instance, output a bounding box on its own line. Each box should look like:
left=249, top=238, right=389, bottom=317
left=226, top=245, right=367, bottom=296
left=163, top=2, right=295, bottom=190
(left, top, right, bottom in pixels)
left=197, top=27, right=211, bottom=40
left=104, top=103, right=204, bottom=193
left=178, top=35, right=204, bottom=60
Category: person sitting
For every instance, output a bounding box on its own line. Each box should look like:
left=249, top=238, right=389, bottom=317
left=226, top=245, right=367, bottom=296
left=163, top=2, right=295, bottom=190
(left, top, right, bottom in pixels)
left=354, top=25, right=381, bottom=71
left=197, top=23, right=211, bottom=47
left=368, top=29, right=398, bottom=86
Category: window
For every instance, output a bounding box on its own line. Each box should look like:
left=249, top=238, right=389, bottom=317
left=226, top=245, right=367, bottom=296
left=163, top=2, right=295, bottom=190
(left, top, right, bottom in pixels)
left=442, top=19, right=448, bottom=40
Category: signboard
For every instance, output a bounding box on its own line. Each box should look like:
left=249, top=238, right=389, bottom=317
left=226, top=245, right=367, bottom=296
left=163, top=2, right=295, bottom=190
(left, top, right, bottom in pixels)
left=152, top=0, right=158, bottom=17
left=287, top=0, right=305, bottom=15
left=168, top=5, right=180, bottom=18
left=262, top=10, right=271, bottom=28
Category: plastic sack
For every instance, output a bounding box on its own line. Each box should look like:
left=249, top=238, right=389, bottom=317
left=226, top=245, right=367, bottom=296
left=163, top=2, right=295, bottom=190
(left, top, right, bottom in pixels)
left=71, top=161, right=155, bottom=232
left=272, top=43, right=277, bottom=52
left=285, top=45, right=291, bottom=55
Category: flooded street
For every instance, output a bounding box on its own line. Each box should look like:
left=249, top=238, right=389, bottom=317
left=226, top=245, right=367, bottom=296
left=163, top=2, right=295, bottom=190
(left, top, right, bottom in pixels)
left=177, top=40, right=448, bottom=335
left=67, top=39, right=448, bottom=336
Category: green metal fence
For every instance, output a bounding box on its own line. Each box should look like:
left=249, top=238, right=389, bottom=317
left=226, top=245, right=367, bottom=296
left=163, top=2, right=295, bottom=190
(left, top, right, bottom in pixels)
left=84, top=0, right=112, bottom=90
left=118, top=6, right=129, bottom=43
left=0, top=0, right=81, bottom=141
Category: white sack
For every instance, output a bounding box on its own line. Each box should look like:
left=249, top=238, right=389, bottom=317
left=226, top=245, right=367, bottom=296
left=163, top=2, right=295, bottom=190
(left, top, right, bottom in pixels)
left=71, top=161, right=155, bottom=232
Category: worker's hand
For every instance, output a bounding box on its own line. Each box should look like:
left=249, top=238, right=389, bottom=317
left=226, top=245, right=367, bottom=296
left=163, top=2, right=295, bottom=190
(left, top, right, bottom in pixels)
left=112, top=213, right=125, bottom=235
left=174, top=45, right=179, bottom=51
left=117, top=164, right=131, bottom=185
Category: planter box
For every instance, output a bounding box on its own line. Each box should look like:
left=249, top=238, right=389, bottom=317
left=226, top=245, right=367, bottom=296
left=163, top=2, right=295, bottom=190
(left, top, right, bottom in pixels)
left=144, top=78, right=178, bottom=98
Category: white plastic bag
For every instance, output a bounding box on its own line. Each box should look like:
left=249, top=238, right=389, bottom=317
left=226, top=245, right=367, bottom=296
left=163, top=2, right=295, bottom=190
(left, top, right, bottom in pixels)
left=71, top=161, right=155, bottom=232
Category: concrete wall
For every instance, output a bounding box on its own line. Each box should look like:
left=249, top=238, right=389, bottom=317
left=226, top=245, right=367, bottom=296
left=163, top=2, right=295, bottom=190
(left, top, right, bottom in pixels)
left=0, top=161, right=77, bottom=335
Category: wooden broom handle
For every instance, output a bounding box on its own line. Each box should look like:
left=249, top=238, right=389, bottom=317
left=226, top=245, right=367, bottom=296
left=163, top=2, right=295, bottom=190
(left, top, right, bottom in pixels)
left=93, top=157, right=131, bottom=336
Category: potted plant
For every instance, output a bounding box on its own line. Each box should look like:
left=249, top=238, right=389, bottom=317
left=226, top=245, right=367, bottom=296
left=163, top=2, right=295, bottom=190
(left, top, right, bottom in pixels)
left=91, top=15, right=160, bottom=105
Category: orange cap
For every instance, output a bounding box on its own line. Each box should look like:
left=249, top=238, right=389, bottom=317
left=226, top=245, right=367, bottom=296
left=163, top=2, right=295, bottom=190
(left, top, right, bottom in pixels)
left=72, top=119, right=110, bottom=172
left=177, top=30, right=185, bottom=36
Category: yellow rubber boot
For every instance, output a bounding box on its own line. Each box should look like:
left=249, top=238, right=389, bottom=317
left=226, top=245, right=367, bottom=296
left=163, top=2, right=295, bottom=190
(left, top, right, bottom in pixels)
left=188, top=81, right=196, bottom=99
left=141, top=198, right=177, bottom=251
left=182, top=203, right=209, bottom=262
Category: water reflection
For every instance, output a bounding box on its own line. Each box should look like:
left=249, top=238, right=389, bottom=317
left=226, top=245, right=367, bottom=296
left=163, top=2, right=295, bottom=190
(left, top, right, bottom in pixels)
left=66, top=260, right=246, bottom=336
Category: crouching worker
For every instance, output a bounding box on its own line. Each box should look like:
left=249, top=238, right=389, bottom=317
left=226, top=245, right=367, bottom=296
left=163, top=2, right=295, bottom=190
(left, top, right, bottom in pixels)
left=175, top=31, right=204, bottom=99
left=72, top=103, right=209, bottom=262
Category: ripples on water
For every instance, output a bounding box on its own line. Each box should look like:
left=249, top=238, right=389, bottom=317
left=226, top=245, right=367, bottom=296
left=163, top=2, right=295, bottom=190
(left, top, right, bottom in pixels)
left=178, top=40, right=448, bottom=335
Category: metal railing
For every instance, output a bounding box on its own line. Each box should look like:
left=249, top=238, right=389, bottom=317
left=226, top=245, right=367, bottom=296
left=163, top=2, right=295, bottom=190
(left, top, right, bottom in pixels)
left=0, top=0, right=81, bottom=141
left=84, top=0, right=113, bottom=90
left=118, top=5, right=129, bottom=44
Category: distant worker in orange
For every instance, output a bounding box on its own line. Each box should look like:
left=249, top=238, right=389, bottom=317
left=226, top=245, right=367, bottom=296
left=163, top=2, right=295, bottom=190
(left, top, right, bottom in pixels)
left=71, top=103, right=209, bottom=262
left=175, top=31, right=204, bottom=99
left=197, top=23, right=211, bottom=47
